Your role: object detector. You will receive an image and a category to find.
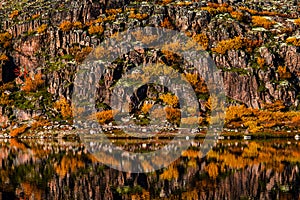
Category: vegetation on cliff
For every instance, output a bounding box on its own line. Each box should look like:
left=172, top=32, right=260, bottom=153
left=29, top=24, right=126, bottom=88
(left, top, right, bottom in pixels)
left=0, top=0, right=300, bottom=136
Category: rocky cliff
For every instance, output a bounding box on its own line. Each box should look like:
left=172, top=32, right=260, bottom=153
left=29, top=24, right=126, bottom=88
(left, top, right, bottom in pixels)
left=1, top=0, right=300, bottom=132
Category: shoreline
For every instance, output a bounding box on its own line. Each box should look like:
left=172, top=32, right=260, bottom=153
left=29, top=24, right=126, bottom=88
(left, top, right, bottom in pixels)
left=2, top=126, right=300, bottom=140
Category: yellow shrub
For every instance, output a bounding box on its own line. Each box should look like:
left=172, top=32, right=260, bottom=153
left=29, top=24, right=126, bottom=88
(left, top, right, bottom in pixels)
left=230, top=11, right=244, bottom=21
left=205, top=163, right=219, bottom=179
left=0, top=32, right=12, bottom=46
left=286, top=37, right=300, bottom=47
left=160, top=17, right=174, bottom=29
left=184, top=73, right=208, bottom=94
left=73, top=21, right=83, bottom=29
left=0, top=93, right=13, bottom=106
left=259, top=11, right=278, bottom=16
left=88, top=25, right=104, bottom=35
left=181, top=117, right=203, bottom=125
left=9, top=10, right=19, bottom=19
left=159, top=0, right=174, bottom=5
left=212, top=36, right=243, bottom=54
left=128, top=12, right=148, bottom=20
left=165, top=107, right=181, bottom=125
left=31, top=118, right=50, bottom=130
left=10, top=125, right=27, bottom=137
left=159, top=93, right=179, bottom=107
left=95, top=110, right=115, bottom=125
left=104, top=15, right=116, bottom=21
left=277, top=66, right=291, bottom=79
left=257, top=57, right=265, bottom=69
left=132, top=30, right=158, bottom=44
left=0, top=54, right=9, bottom=61
left=252, top=16, right=275, bottom=29
left=37, top=24, right=48, bottom=34
left=201, top=3, right=232, bottom=15
left=176, top=1, right=192, bottom=6
left=192, top=33, right=209, bottom=50
left=53, top=97, right=73, bottom=119
left=105, top=8, right=122, bottom=15
left=141, top=102, right=153, bottom=114
left=31, top=14, right=40, bottom=19
left=201, top=7, right=218, bottom=15
left=75, top=46, right=93, bottom=63
left=262, top=100, right=285, bottom=112
left=59, top=21, right=73, bottom=32
left=160, top=165, right=179, bottom=180
left=22, top=73, right=45, bottom=92
left=294, top=18, right=300, bottom=26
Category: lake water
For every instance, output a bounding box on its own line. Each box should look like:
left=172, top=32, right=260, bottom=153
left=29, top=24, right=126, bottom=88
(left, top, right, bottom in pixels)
left=0, top=138, right=299, bottom=199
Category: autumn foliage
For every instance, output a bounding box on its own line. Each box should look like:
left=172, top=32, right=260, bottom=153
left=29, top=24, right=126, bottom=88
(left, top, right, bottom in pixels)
left=9, top=10, right=19, bottom=19
left=294, top=18, right=300, bottom=26
left=94, top=110, right=115, bottom=125
left=277, top=66, right=291, bottom=79
left=286, top=37, right=300, bottom=47
left=59, top=21, right=73, bottom=32
left=88, top=25, right=104, bottom=35
left=37, top=24, right=48, bottom=34
left=0, top=32, right=12, bottom=48
left=160, top=17, right=174, bottom=29
left=212, top=36, right=243, bottom=54
left=10, top=125, right=27, bottom=137
left=159, top=93, right=179, bottom=107
left=128, top=12, right=148, bottom=20
left=192, top=33, right=209, bottom=50
left=22, top=73, right=45, bottom=92
left=252, top=16, right=275, bottom=29
left=225, top=101, right=300, bottom=133
left=53, top=97, right=73, bottom=119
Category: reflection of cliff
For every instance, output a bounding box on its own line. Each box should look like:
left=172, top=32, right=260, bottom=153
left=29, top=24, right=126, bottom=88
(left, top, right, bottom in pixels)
left=0, top=139, right=299, bottom=199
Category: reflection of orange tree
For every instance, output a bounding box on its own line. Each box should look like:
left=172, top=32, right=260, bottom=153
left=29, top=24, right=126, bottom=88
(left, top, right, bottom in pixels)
left=160, top=164, right=179, bottom=180
left=55, top=155, right=85, bottom=177
left=204, top=140, right=300, bottom=179
left=20, top=182, right=43, bottom=200
left=205, top=163, right=219, bottom=179
left=9, top=139, right=27, bottom=150
left=93, top=151, right=123, bottom=168
left=131, top=190, right=150, bottom=200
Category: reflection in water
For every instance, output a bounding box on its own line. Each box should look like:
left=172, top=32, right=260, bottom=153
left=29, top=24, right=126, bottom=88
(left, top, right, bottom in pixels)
left=0, top=139, right=299, bottom=199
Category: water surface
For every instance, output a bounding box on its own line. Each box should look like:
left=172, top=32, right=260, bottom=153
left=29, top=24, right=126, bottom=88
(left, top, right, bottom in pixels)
left=0, top=138, right=299, bottom=199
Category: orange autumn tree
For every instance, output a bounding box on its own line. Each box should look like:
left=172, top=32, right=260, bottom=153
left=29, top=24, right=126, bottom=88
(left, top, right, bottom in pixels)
left=159, top=93, right=181, bottom=125
left=53, top=97, right=73, bottom=119
left=22, top=73, right=45, bottom=92
left=59, top=21, right=73, bottom=32
left=252, top=16, right=275, bottom=29
left=212, top=36, right=243, bottom=54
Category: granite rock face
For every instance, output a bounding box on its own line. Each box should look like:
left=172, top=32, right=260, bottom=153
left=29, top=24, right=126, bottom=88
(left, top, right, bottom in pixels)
left=1, top=0, right=300, bottom=122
